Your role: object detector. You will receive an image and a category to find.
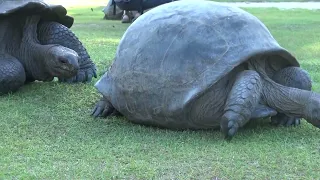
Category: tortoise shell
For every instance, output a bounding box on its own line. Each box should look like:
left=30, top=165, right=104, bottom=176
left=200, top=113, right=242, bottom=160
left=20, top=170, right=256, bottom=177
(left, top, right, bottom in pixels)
left=95, top=1, right=299, bottom=126
left=0, top=0, right=73, bottom=28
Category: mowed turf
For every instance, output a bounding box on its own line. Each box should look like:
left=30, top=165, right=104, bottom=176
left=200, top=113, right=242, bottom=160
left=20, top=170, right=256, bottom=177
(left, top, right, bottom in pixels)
left=0, top=6, right=320, bottom=179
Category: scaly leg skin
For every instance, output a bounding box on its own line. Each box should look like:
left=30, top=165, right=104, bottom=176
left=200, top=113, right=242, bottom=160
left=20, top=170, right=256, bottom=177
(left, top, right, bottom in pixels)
left=271, top=67, right=312, bottom=126
left=221, top=70, right=262, bottom=140
left=0, top=54, right=26, bottom=95
left=91, top=97, right=122, bottom=118
left=37, top=21, right=97, bottom=83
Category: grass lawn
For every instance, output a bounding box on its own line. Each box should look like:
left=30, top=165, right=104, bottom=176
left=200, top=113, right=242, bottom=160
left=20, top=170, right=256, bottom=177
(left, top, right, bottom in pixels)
left=1, top=6, right=320, bottom=179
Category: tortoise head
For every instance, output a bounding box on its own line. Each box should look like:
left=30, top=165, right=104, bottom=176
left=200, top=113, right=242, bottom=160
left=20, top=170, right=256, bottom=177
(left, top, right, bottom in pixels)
left=303, top=93, right=320, bottom=128
left=44, top=45, right=80, bottom=79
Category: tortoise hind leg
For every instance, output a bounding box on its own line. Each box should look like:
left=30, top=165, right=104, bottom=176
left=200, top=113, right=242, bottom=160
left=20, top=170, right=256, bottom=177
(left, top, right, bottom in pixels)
left=271, top=67, right=312, bottom=126
left=0, top=54, right=26, bottom=94
left=221, top=70, right=262, bottom=140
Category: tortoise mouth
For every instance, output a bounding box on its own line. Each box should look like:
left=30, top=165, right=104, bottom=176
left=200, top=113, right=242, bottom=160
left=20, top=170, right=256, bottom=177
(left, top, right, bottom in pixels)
left=51, top=64, right=79, bottom=78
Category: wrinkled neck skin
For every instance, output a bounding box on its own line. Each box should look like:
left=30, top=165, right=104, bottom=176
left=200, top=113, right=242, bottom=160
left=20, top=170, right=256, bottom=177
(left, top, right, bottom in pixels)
left=5, top=15, right=55, bottom=81
left=262, top=79, right=312, bottom=117
left=262, top=78, right=320, bottom=128
left=248, top=56, right=320, bottom=128
left=22, top=43, right=57, bottom=81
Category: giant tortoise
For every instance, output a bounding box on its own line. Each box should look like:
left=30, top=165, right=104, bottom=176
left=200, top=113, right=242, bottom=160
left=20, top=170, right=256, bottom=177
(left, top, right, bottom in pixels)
left=0, top=0, right=97, bottom=94
left=91, top=0, right=319, bottom=140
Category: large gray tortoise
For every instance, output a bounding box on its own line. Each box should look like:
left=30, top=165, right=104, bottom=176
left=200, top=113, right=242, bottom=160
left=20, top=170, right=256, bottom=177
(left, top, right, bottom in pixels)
left=0, top=0, right=97, bottom=94
left=92, top=0, right=319, bottom=140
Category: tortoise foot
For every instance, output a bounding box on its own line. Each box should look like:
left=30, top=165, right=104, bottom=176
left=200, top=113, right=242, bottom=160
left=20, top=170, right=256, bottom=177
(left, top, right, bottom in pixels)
left=121, top=15, right=131, bottom=23
left=221, top=114, right=240, bottom=141
left=91, top=97, right=120, bottom=118
left=60, top=63, right=97, bottom=83
left=132, top=13, right=141, bottom=22
left=271, top=113, right=300, bottom=127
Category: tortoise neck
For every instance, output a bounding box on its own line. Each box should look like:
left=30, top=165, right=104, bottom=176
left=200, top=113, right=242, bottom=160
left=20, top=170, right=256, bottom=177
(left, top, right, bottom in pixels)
left=20, top=15, right=54, bottom=81
left=21, top=42, right=55, bottom=81
left=261, top=78, right=308, bottom=117
left=261, top=78, right=320, bottom=128
left=248, top=56, right=320, bottom=127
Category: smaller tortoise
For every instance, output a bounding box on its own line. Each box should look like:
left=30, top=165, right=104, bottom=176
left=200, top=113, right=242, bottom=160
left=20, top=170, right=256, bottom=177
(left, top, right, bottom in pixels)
left=92, top=1, right=319, bottom=140
left=0, top=0, right=97, bottom=94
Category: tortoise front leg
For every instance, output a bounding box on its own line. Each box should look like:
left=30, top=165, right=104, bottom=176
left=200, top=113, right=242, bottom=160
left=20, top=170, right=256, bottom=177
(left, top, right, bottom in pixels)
left=0, top=54, right=26, bottom=95
left=271, top=67, right=312, bottom=126
left=91, top=96, right=122, bottom=118
left=221, top=70, right=262, bottom=140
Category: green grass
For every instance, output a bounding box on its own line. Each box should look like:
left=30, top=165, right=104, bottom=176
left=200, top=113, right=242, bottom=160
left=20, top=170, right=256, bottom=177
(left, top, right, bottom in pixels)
left=1, top=6, right=320, bottom=179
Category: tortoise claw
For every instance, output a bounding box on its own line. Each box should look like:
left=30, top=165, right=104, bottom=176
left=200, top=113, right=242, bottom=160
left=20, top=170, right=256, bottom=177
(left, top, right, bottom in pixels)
left=59, top=67, right=96, bottom=83
left=271, top=114, right=301, bottom=127
left=91, top=98, right=115, bottom=118
left=221, top=115, right=239, bottom=141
